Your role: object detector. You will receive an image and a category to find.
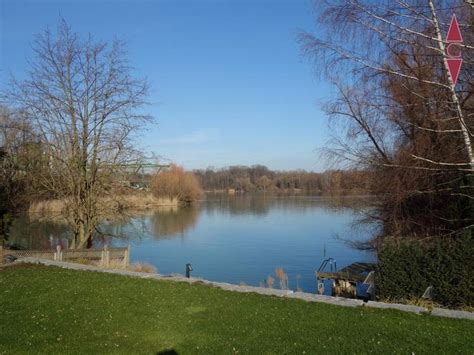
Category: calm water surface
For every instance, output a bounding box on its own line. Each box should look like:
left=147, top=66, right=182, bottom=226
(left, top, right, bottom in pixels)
left=9, top=195, right=376, bottom=292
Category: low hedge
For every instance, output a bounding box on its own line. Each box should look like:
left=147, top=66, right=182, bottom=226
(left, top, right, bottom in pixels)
left=376, top=230, right=474, bottom=307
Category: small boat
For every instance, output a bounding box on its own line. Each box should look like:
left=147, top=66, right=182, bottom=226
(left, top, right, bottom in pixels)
left=316, top=258, right=376, bottom=300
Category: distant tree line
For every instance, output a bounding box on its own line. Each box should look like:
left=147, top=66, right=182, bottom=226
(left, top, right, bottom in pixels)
left=193, top=165, right=371, bottom=193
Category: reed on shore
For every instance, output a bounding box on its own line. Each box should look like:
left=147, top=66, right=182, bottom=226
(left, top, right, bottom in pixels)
left=28, top=192, right=178, bottom=216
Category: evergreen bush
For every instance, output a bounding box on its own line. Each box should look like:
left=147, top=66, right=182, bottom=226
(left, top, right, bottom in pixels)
left=376, top=230, right=474, bottom=307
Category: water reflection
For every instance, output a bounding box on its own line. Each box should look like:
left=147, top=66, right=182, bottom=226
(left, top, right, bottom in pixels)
left=150, top=206, right=199, bottom=239
left=8, top=217, right=70, bottom=250
left=204, top=194, right=372, bottom=215
left=7, top=194, right=375, bottom=292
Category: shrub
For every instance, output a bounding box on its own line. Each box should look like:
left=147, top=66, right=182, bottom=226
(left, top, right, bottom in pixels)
left=275, top=267, right=288, bottom=290
left=151, top=164, right=202, bottom=203
left=128, top=262, right=157, bottom=273
left=376, top=231, right=474, bottom=308
left=266, top=275, right=275, bottom=289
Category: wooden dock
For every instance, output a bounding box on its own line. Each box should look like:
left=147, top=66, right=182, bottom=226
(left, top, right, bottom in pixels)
left=317, top=262, right=376, bottom=282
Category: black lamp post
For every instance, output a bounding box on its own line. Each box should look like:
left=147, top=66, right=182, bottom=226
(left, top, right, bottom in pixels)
left=186, top=263, right=193, bottom=278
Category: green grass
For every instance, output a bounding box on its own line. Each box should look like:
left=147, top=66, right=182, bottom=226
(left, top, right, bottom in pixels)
left=0, top=264, right=472, bottom=354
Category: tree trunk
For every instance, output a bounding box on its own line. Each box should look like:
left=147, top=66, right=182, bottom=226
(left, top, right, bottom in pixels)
left=428, top=0, right=474, bottom=170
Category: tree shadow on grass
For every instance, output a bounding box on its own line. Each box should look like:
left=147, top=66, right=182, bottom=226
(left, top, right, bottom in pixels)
left=157, top=350, right=178, bottom=355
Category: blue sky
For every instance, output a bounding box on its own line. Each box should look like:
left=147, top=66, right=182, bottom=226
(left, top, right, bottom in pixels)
left=0, top=0, right=333, bottom=171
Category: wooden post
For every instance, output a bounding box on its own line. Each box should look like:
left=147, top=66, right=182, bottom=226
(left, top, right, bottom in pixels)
left=0, top=246, right=4, bottom=264
left=123, top=245, right=130, bottom=268
left=56, top=245, right=62, bottom=261
left=103, top=245, right=110, bottom=268
left=100, top=249, right=105, bottom=267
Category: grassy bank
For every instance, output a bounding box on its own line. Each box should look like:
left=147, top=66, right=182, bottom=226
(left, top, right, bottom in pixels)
left=0, top=264, right=473, bottom=354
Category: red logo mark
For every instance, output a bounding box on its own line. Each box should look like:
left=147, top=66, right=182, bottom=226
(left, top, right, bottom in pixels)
left=446, top=14, right=462, bottom=86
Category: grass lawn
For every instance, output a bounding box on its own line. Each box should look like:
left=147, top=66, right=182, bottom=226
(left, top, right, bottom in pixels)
left=0, top=264, right=473, bottom=354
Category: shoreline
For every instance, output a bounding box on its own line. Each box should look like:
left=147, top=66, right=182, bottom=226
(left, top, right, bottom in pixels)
left=27, top=192, right=179, bottom=216
left=10, top=257, right=474, bottom=321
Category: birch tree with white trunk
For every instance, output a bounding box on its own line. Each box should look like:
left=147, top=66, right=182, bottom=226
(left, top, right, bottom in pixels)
left=300, top=0, right=473, bottom=237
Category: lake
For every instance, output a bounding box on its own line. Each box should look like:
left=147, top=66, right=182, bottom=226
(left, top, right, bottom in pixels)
left=8, top=194, right=376, bottom=292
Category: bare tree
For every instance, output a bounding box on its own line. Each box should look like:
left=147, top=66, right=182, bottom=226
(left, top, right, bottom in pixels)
left=3, top=21, right=152, bottom=248
left=0, top=106, right=43, bottom=208
left=300, top=0, right=473, bottom=237
left=256, top=175, right=273, bottom=193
